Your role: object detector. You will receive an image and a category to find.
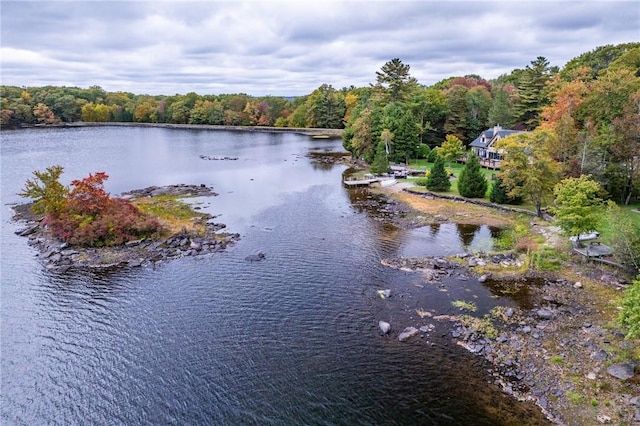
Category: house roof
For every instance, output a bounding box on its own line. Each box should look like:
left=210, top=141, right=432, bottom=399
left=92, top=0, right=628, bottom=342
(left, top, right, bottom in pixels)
left=469, top=126, right=523, bottom=149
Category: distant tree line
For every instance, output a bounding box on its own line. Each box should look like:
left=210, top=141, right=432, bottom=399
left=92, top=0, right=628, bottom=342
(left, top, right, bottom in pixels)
left=0, top=83, right=348, bottom=129
left=1, top=42, right=638, bottom=205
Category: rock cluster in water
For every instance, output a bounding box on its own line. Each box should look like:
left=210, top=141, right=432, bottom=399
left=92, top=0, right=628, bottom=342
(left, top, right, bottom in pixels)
left=199, top=155, right=238, bottom=161
left=13, top=184, right=240, bottom=272
left=121, top=183, right=218, bottom=198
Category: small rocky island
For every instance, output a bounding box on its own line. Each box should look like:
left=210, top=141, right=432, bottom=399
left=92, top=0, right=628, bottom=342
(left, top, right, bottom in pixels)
left=13, top=184, right=240, bottom=272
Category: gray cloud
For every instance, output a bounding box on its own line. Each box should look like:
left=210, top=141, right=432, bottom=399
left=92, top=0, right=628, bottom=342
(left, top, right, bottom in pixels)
left=1, top=0, right=638, bottom=96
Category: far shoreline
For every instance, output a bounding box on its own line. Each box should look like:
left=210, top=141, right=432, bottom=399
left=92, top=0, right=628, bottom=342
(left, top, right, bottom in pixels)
left=6, top=121, right=345, bottom=138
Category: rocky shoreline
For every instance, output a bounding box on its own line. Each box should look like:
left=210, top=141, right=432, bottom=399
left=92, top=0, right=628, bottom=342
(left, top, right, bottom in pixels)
left=12, top=184, right=240, bottom=272
left=342, top=161, right=639, bottom=424
left=374, top=227, right=639, bottom=425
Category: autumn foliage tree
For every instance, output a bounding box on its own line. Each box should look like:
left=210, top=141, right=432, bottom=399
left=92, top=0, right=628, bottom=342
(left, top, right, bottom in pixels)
left=497, top=130, right=562, bottom=217
left=20, top=167, right=163, bottom=247
left=539, top=71, right=589, bottom=165
left=33, top=102, right=59, bottom=124
left=439, top=134, right=464, bottom=166
left=18, top=165, right=68, bottom=215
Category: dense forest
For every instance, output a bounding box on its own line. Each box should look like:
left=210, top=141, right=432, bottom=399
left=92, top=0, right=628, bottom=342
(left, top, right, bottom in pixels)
left=2, top=42, right=639, bottom=205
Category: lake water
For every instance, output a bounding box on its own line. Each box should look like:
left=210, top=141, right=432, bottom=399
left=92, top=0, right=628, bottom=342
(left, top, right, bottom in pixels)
left=1, top=127, right=549, bottom=425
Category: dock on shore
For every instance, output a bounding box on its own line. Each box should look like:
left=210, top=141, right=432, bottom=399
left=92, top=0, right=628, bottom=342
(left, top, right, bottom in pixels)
left=343, top=178, right=379, bottom=187
left=342, top=176, right=399, bottom=187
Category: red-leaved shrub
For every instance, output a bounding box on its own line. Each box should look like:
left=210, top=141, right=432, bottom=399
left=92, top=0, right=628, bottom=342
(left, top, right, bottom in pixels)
left=46, top=172, right=163, bottom=246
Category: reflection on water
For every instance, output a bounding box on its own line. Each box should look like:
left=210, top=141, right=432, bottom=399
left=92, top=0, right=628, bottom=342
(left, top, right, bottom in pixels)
left=483, top=277, right=544, bottom=310
left=347, top=188, right=502, bottom=257
left=343, top=173, right=503, bottom=258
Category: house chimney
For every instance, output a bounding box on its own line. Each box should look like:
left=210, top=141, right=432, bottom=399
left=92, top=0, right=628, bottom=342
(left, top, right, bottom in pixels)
left=493, top=124, right=502, bottom=134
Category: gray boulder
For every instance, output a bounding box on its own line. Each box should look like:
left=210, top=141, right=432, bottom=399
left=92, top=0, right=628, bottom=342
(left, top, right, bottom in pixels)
left=607, top=363, right=635, bottom=380
left=378, top=321, right=391, bottom=334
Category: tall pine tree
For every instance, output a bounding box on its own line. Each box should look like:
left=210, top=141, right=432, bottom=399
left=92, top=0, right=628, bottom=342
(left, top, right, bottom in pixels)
left=375, top=58, right=418, bottom=102
left=514, top=57, right=556, bottom=130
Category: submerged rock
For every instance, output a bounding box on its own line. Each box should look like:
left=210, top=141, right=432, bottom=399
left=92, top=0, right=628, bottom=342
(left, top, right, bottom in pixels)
left=377, top=289, right=391, bottom=299
left=398, top=326, right=419, bottom=342
left=245, top=252, right=265, bottom=262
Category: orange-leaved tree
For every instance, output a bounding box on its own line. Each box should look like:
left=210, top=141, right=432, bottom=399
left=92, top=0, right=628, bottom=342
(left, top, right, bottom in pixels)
left=20, top=167, right=163, bottom=247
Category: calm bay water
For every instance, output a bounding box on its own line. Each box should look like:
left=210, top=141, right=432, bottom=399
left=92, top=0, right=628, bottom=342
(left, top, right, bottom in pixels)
left=1, top=127, right=549, bottom=425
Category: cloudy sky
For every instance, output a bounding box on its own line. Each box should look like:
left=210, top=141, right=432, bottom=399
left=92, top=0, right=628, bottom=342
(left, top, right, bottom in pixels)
left=1, top=1, right=638, bottom=96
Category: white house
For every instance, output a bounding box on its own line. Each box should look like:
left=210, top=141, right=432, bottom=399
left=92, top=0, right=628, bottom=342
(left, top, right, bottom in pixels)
left=468, top=125, right=525, bottom=169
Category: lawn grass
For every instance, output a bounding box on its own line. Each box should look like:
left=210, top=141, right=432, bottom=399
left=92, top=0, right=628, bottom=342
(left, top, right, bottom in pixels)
left=597, top=201, right=640, bottom=243
left=396, top=159, right=639, bottom=238
left=408, top=159, right=495, bottom=178
left=405, top=159, right=497, bottom=198
left=621, top=202, right=640, bottom=227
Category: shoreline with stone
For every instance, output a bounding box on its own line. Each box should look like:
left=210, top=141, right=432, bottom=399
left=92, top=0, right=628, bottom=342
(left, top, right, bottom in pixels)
left=371, top=184, right=639, bottom=425
left=12, top=184, right=240, bottom=272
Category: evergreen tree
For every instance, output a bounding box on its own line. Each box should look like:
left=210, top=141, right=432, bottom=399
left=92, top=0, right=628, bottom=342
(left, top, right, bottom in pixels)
left=375, top=58, right=418, bottom=102
left=426, top=155, right=451, bottom=192
left=392, top=110, right=418, bottom=164
left=514, top=57, right=555, bottom=130
left=427, top=148, right=439, bottom=162
left=489, top=175, right=523, bottom=205
left=458, top=153, right=488, bottom=198
left=488, top=85, right=516, bottom=128
left=465, top=86, right=492, bottom=142
left=489, top=175, right=507, bottom=204
left=370, top=141, right=390, bottom=174
left=305, top=84, right=346, bottom=129
left=443, top=85, right=468, bottom=140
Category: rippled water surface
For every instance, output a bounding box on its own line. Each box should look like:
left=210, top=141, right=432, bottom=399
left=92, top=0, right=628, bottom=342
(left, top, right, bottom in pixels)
left=1, top=127, right=549, bottom=425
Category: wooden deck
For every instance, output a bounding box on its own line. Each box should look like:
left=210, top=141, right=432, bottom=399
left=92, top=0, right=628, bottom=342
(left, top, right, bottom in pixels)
left=478, top=158, right=502, bottom=170
left=457, top=156, right=502, bottom=170
left=573, top=243, right=614, bottom=258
